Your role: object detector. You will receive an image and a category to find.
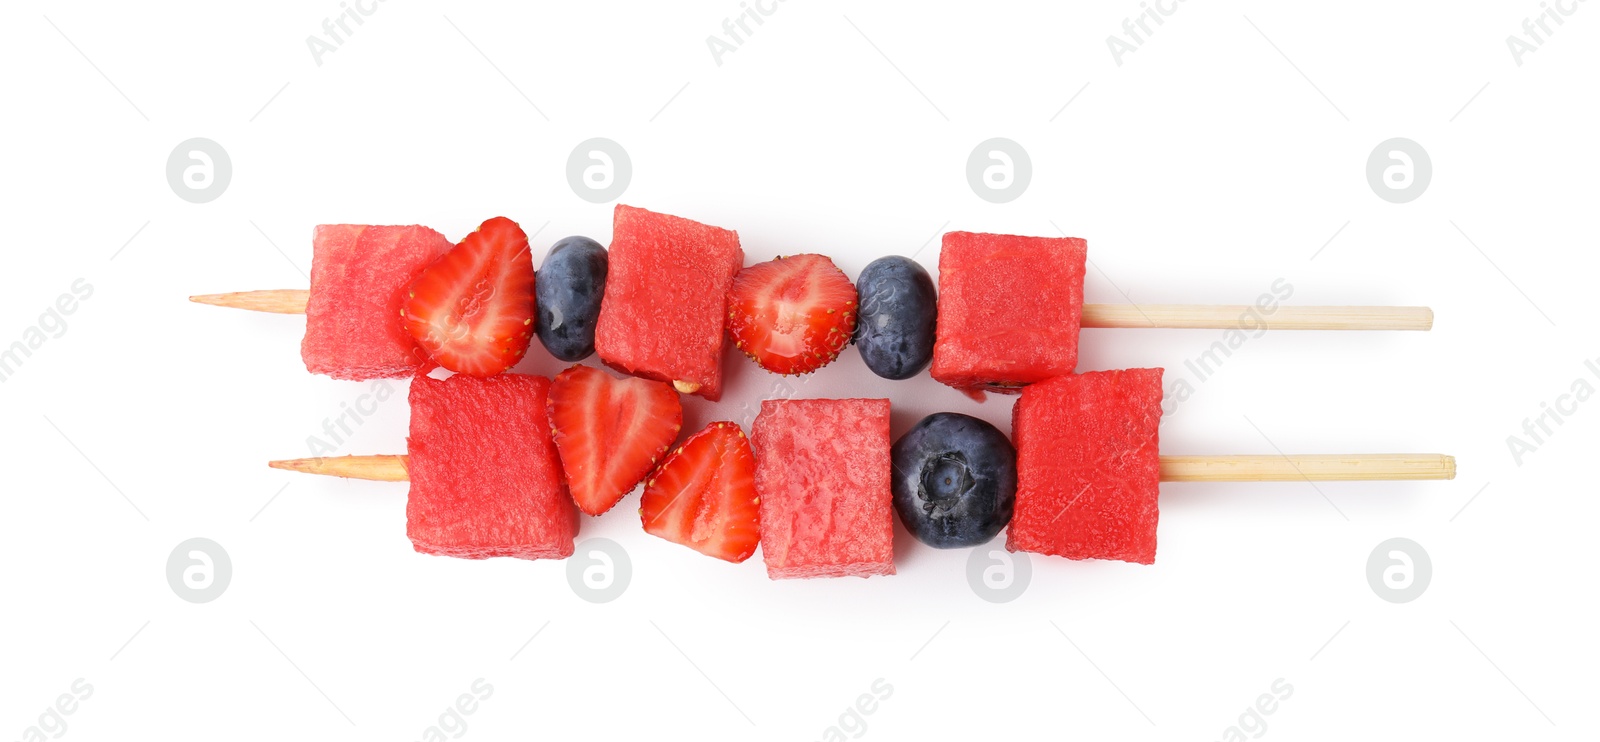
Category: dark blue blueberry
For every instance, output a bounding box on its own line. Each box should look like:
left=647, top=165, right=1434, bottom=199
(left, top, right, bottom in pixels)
left=891, top=412, right=1016, bottom=548
left=853, top=256, right=937, bottom=380
left=535, top=236, right=608, bottom=362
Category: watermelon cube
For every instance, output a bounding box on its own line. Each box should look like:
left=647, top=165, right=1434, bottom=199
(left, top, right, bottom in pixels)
left=406, top=373, right=577, bottom=560
left=595, top=205, right=744, bottom=401
left=930, top=231, right=1087, bottom=395
left=1007, top=369, right=1163, bottom=564
left=751, top=398, right=895, bottom=579
left=302, top=224, right=453, bottom=380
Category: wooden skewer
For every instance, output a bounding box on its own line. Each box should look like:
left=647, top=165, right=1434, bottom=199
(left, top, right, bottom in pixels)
left=1158, top=454, right=1454, bottom=482
left=190, top=289, right=312, bottom=314
left=268, top=453, right=1455, bottom=483
left=1081, top=304, right=1433, bottom=331
left=268, top=454, right=410, bottom=481
left=191, top=290, right=1432, bottom=331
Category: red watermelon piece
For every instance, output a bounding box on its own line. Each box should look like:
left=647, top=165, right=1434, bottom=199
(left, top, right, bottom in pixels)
left=406, top=373, right=577, bottom=560
left=302, top=224, right=453, bottom=380
left=1006, top=369, right=1163, bottom=564
left=594, top=205, right=744, bottom=401
left=751, top=398, right=894, bottom=579
left=930, top=231, right=1087, bottom=396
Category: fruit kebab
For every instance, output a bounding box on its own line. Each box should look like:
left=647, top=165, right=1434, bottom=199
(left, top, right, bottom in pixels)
left=268, top=366, right=1453, bottom=578
left=190, top=205, right=1434, bottom=398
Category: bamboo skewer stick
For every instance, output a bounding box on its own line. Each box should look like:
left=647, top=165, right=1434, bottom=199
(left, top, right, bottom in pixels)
left=190, top=289, right=311, bottom=314
left=267, top=453, right=1455, bottom=483
left=191, top=290, right=1433, bottom=331
left=1081, top=304, right=1433, bottom=331
left=268, top=454, right=410, bottom=481
left=1158, top=454, right=1454, bottom=482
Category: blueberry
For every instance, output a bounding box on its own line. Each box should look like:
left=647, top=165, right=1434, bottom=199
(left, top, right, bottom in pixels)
left=536, top=236, right=608, bottom=362
left=891, top=412, right=1016, bottom=548
left=853, top=256, right=937, bottom=380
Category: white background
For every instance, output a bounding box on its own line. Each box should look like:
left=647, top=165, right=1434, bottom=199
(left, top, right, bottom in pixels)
left=2, top=1, right=1595, bottom=739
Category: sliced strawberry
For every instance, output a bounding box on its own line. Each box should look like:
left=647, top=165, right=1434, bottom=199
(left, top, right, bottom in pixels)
left=547, top=364, right=683, bottom=516
left=640, top=421, right=760, bottom=563
left=403, top=217, right=535, bottom=376
left=726, top=254, right=857, bottom=375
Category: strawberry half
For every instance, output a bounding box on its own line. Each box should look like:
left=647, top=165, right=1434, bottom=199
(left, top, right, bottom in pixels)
left=547, top=364, right=683, bottom=516
left=403, top=217, right=535, bottom=376
left=726, top=254, right=857, bottom=375
left=640, top=421, right=760, bottom=563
